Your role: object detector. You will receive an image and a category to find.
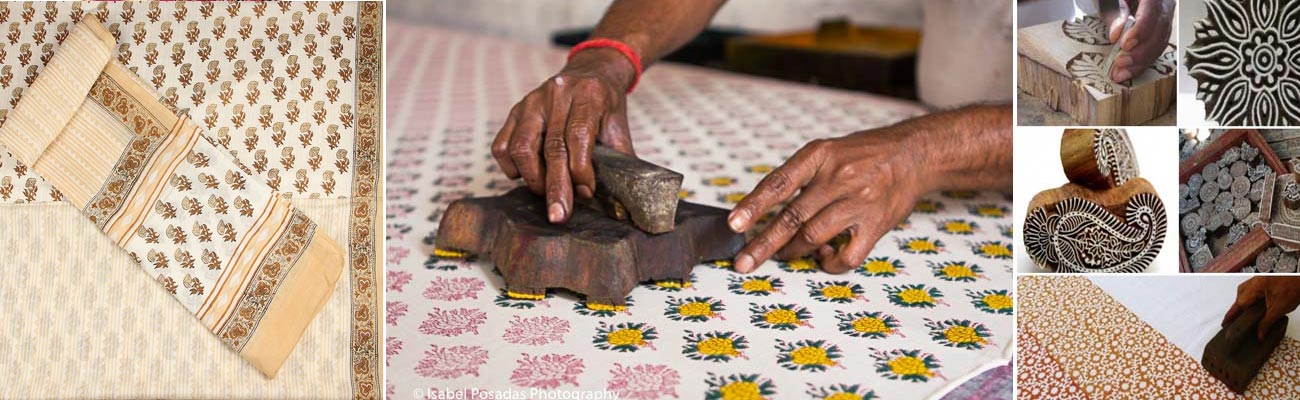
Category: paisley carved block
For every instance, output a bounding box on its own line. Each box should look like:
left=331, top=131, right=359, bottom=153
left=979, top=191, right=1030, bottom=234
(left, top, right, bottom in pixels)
left=1018, top=16, right=1176, bottom=125
left=1023, top=179, right=1166, bottom=273
left=1061, top=128, right=1139, bottom=190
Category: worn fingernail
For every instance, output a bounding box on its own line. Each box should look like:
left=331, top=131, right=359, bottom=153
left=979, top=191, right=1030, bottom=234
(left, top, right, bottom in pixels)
left=728, top=209, right=750, bottom=233
left=548, top=202, right=565, bottom=223
left=577, top=184, right=594, bottom=199
left=734, top=254, right=754, bottom=273
left=1123, top=36, right=1137, bottom=50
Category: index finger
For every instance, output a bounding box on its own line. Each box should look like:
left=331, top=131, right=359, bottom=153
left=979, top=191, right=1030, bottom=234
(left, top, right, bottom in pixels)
left=543, top=98, right=574, bottom=224
left=729, top=140, right=827, bottom=233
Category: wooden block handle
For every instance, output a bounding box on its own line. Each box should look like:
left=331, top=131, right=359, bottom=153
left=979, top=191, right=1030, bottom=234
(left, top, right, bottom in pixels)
left=1060, top=128, right=1139, bottom=190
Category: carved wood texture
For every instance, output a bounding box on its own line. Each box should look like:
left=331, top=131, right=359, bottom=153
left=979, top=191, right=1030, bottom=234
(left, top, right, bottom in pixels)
left=1187, top=0, right=1300, bottom=126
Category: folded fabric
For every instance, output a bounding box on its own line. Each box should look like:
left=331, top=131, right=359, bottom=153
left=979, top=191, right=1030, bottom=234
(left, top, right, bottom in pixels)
left=0, top=16, right=343, bottom=378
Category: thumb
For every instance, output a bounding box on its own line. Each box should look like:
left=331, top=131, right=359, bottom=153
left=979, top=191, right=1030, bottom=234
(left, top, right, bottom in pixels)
left=1259, top=302, right=1287, bottom=341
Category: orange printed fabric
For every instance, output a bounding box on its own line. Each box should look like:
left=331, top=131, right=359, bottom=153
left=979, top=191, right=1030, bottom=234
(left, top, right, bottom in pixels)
left=1017, top=276, right=1300, bottom=399
left=0, top=16, right=342, bottom=378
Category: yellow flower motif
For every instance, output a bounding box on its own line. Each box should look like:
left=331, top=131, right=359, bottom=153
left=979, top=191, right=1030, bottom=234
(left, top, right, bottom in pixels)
left=606, top=328, right=645, bottom=346
left=678, top=190, right=691, bottom=199
left=944, top=221, right=974, bottom=234
left=707, top=177, right=737, bottom=186
left=723, top=192, right=747, bottom=204
left=698, top=337, right=740, bottom=357
left=785, top=258, right=817, bottom=271
left=944, top=326, right=986, bottom=345
left=914, top=200, right=940, bottom=213
left=825, top=393, right=864, bottom=400
left=980, top=243, right=1012, bottom=258
left=678, top=301, right=715, bottom=318
left=821, top=285, right=856, bottom=300
left=863, top=260, right=897, bottom=274
left=790, top=346, right=836, bottom=367
left=899, top=288, right=934, bottom=305
left=975, top=205, right=1006, bottom=217
left=747, top=164, right=774, bottom=174
left=852, top=317, right=888, bottom=334
left=765, top=309, right=799, bottom=325
left=941, top=264, right=977, bottom=279
left=719, top=381, right=763, bottom=400
left=982, top=294, right=1013, bottom=311
left=742, top=279, right=775, bottom=293
left=888, top=356, right=934, bottom=378
left=907, top=239, right=938, bottom=253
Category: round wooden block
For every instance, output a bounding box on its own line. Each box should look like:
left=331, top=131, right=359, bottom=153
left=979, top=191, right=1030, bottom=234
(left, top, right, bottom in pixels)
left=1191, top=245, right=1213, bottom=270
left=1251, top=179, right=1266, bottom=201
left=1204, top=162, right=1221, bottom=183
left=1230, top=160, right=1249, bottom=178
left=1183, top=211, right=1204, bottom=232
left=1280, top=252, right=1299, bottom=273
left=1232, top=197, right=1251, bottom=219
left=1060, top=128, right=1139, bottom=190
left=1189, top=173, right=1204, bottom=190
left=1200, top=181, right=1220, bottom=202
left=1231, top=176, right=1251, bottom=198
left=1215, top=191, right=1234, bottom=213
left=1185, top=227, right=1207, bottom=252
left=1217, top=168, right=1233, bottom=188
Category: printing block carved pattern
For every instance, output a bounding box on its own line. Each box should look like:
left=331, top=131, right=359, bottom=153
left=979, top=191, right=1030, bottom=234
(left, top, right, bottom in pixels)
left=1062, top=16, right=1112, bottom=46
left=1095, top=128, right=1139, bottom=188
left=1023, top=192, right=1166, bottom=273
left=1187, top=0, right=1300, bottom=125
left=1067, top=52, right=1120, bottom=94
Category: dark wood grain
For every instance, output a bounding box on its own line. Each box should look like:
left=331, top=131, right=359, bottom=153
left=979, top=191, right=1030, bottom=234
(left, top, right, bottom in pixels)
left=435, top=187, right=745, bottom=305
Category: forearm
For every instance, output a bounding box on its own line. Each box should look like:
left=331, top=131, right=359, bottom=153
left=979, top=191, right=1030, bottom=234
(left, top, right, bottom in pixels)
left=904, top=104, right=1013, bottom=192
left=587, top=0, right=726, bottom=68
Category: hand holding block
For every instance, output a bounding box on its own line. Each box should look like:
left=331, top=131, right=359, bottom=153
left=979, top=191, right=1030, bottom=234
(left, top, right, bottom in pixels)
left=1202, top=302, right=1287, bottom=394
left=435, top=188, right=744, bottom=306
left=1023, top=178, right=1166, bottom=273
left=585, top=146, right=684, bottom=234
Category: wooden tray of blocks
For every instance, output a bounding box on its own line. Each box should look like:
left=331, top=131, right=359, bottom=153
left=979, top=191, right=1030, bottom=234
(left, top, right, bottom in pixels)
left=1179, top=130, right=1287, bottom=273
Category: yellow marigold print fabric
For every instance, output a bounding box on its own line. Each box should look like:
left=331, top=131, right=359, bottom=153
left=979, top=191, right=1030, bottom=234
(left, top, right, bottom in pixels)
left=0, top=16, right=342, bottom=378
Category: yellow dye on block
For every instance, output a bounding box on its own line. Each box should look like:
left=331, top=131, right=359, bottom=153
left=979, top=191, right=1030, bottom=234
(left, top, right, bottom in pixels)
left=586, top=303, right=628, bottom=312
left=433, top=248, right=469, bottom=258
left=505, top=291, right=545, bottom=300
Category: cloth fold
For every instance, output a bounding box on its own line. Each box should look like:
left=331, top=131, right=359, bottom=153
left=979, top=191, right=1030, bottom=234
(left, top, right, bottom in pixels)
left=0, top=16, right=342, bottom=378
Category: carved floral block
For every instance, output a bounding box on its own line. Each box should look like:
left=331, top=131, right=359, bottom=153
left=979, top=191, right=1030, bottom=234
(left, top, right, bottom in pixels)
left=1024, top=179, right=1166, bottom=273
left=1018, top=16, right=1175, bottom=125
left=1187, top=0, right=1300, bottom=125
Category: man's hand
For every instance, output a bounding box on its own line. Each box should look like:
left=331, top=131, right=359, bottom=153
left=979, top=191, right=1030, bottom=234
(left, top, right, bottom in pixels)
left=1223, top=276, right=1300, bottom=340
left=726, top=105, right=1012, bottom=274
left=491, top=49, right=636, bottom=224
left=727, top=126, right=928, bottom=274
left=1106, top=0, right=1175, bottom=82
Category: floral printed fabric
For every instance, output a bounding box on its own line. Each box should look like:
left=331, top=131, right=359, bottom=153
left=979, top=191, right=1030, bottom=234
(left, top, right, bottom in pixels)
left=1016, top=276, right=1300, bottom=399
left=385, top=22, right=1013, bottom=399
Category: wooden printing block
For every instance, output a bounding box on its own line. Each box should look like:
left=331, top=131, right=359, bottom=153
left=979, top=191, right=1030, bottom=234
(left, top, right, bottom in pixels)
left=1017, top=16, right=1175, bottom=125
left=1261, top=173, right=1300, bottom=252
left=1202, top=302, right=1287, bottom=394
left=1023, top=178, right=1166, bottom=273
left=434, top=187, right=744, bottom=306
left=1060, top=128, right=1139, bottom=190
left=584, top=146, right=684, bottom=234
left=1180, top=130, right=1287, bottom=273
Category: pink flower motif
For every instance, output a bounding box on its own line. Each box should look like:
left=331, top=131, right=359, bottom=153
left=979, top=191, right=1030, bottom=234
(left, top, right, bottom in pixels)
left=386, top=336, right=403, bottom=366
left=502, top=315, right=570, bottom=346
left=387, top=246, right=411, bottom=266
left=416, top=345, right=489, bottom=379
left=386, top=301, right=409, bottom=326
left=510, top=353, right=584, bottom=389
left=423, top=276, right=486, bottom=301
left=607, top=364, right=681, bottom=399
left=387, top=270, right=413, bottom=293
left=420, top=307, right=487, bottom=336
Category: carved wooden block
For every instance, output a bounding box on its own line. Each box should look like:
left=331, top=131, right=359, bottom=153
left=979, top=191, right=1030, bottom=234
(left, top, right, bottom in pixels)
left=1018, top=16, right=1175, bottom=125
left=1061, top=128, right=1139, bottom=190
left=1179, top=130, right=1288, bottom=273
left=435, top=188, right=744, bottom=306
left=1023, top=178, right=1166, bottom=273
left=1187, top=0, right=1300, bottom=125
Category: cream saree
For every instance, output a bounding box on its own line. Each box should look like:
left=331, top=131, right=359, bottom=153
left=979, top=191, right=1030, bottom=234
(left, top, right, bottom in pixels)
left=0, top=16, right=341, bottom=378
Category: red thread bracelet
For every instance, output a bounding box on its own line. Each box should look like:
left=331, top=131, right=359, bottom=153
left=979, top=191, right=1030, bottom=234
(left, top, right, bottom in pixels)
left=567, top=39, right=643, bottom=94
